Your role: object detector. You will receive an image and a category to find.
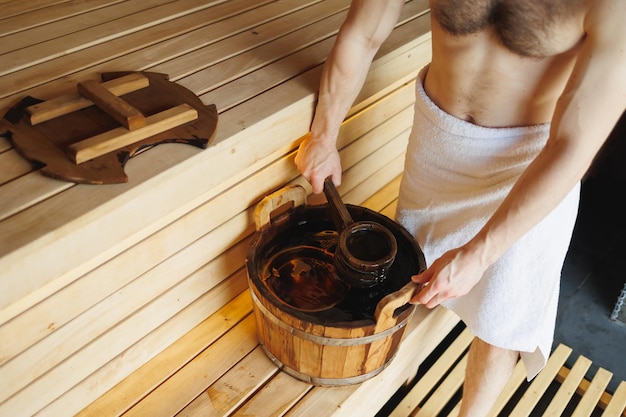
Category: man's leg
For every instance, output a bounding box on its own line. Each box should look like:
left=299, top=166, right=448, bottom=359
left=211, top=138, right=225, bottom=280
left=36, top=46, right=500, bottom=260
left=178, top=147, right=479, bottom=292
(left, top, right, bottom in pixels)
left=458, top=337, right=518, bottom=417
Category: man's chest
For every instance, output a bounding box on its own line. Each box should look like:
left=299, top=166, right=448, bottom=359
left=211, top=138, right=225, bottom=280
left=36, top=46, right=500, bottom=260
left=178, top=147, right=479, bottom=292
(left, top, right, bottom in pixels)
left=430, top=0, right=586, bottom=57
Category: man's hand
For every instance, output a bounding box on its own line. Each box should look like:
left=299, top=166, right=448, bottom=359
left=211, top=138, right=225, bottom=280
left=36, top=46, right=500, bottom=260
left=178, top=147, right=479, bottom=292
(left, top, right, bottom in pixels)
left=295, top=134, right=342, bottom=194
left=410, top=246, right=487, bottom=309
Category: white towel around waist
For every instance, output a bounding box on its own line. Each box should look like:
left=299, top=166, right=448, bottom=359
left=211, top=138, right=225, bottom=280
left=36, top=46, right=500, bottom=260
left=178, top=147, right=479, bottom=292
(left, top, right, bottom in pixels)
left=396, top=66, right=580, bottom=379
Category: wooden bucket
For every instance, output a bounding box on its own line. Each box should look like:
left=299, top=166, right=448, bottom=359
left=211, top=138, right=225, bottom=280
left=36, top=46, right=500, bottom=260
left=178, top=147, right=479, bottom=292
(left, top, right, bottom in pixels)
left=246, top=185, right=426, bottom=385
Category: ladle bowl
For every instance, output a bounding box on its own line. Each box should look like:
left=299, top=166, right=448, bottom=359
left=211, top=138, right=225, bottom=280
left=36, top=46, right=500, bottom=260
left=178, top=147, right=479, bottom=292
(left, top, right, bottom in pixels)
left=323, top=177, right=398, bottom=288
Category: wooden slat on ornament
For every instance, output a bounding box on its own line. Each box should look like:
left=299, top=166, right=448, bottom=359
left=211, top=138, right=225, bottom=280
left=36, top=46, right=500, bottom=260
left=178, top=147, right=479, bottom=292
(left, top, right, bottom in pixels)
left=1, top=72, right=216, bottom=184
left=25, top=72, right=150, bottom=125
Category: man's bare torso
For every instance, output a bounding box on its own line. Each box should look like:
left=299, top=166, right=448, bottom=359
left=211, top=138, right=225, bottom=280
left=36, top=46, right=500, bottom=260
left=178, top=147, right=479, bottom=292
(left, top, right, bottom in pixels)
left=426, top=0, right=589, bottom=127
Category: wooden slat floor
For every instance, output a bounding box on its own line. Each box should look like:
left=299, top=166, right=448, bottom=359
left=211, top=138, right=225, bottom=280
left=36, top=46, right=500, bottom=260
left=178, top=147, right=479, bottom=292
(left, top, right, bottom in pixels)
left=386, top=325, right=626, bottom=417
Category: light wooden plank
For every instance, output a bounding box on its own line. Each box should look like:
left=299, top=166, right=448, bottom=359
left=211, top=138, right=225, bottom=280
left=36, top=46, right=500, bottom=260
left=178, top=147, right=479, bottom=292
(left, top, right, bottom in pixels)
left=601, top=381, right=626, bottom=417
left=75, top=291, right=253, bottom=417
left=177, top=9, right=346, bottom=98
left=0, top=149, right=33, bottom=186
left=153, top=0, right=350, bottom=81
left=447, top=402, right=462, bottom=417
left=0, top=0, right=69, bottom=20
left=232, top=372, right=312, bottom=417
left=0, top=214, right=252, bottom=404
left=344, top=153, right=406, bottom=217
left=178, top=346, right=279, bottom=417
left=43, top=274, right=248, bottom=417
left=543, top=355, right=592, bottom=417
left=359, top=175, right=403, bottom=214
left=340, top=131, right=409, bottom=202
left=509, top=344, right=572, bottom=417
left=0, top=0, right=129, bottom=40
left=122, top=315, right=259, bottom=417
left=0, top=171, right=72, bottom=223
left=0, top=0, right=302, bottom=104
left=26, top=72, right=150, bottom=125
left=571, top=367, right=613, bottom=417
left=414, top=355, right=468, bottom=417
left=199, top=29, right=338, bottom=113
left=199, top=0, right=427, bottom=113
left=0, top=0, right=228, bottom=77
left=557, top=367, right=620, bottom=413
left=390, top=328, right=474, bottom=417
left=69, top=104, right=197, bottom=163
left=0, top=242, right=250, bottom=415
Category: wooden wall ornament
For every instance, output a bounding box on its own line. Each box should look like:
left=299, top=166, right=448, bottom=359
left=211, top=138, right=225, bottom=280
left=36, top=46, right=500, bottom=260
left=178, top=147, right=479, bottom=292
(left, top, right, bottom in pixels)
left=0, top=72, right=218, bottom=184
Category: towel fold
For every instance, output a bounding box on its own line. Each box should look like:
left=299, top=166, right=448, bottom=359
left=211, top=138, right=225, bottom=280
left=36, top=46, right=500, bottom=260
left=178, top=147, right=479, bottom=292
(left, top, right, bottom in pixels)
left=396, top=66, right=580, bottom=379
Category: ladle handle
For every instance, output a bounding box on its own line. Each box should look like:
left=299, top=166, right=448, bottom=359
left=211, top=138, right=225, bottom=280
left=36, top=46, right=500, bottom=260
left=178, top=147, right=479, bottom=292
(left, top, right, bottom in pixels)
left=323, top=177, right=354, bottom=231
left=254, top=185, right=307, bottom=231
left=374, top=281, right=421, bottom=334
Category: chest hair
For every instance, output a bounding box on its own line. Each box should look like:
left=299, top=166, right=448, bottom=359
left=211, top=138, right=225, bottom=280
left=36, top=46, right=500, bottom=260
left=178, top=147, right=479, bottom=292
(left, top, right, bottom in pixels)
left=431, top=0, right=585, bottom=57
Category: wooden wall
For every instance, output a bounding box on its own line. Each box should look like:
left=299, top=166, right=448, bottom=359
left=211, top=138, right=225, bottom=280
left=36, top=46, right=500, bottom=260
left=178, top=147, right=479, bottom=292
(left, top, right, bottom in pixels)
left=0, top=1, right=432, bottom=415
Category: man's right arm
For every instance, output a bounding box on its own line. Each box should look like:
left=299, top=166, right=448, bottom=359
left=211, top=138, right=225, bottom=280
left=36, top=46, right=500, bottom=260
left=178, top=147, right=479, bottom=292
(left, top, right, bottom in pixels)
left=295, top=0, right=405, bottom=193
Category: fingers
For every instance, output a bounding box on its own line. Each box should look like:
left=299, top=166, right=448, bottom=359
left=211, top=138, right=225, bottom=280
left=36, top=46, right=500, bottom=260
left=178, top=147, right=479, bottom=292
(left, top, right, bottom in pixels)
left=294, top=142, right=342, bottom=194
left=410, top=281, right=446, bottom=309
left=409, top=269, right=446, bottom=309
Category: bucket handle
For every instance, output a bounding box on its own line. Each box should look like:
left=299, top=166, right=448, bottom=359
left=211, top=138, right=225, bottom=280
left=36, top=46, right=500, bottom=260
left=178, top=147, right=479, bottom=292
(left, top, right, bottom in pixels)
left=254, top=185, right=308, bottom=231
left=374, top=281, right=421, bottom=334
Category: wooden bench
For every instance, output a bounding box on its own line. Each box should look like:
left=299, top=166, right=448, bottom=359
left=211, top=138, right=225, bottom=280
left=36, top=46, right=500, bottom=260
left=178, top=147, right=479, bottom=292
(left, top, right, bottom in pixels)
left=75, top=178, right=464, bottom=417
left=1, top=1, right=624, bottom=416
left=0, top=1, right=435, bottom=415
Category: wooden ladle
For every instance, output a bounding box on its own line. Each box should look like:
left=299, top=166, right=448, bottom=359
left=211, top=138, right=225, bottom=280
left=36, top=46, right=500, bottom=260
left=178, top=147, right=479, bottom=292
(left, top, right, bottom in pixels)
left=323, top=177, right=398, bottom=288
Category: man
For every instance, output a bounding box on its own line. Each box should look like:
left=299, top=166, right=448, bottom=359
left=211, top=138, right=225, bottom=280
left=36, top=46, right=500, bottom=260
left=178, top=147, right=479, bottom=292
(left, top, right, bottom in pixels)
left=295, top=0, right=626, bottom=415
